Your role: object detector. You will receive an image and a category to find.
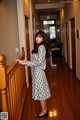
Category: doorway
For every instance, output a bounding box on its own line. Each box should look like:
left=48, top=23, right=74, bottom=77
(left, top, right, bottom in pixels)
left=70, top=17, right=76, bottom=75
left=65, top=23, right=68, bottom=66
left=25, top=16, right=31, bottom=80
left=43, top=19, right=56, bottom=43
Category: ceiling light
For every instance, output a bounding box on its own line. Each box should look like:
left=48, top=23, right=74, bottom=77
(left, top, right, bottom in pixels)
left=48, top=0, right=50, bottom=3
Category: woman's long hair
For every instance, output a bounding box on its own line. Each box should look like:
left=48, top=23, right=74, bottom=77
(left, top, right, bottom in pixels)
left=32, top=31, right=48, bottom=54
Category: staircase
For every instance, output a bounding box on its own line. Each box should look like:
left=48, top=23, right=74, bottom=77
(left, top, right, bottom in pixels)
left=0, top=47, right=27, bottom=120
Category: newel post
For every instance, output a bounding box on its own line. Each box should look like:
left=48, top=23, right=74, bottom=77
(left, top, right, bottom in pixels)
left=0, top=54, right=8, bottom=112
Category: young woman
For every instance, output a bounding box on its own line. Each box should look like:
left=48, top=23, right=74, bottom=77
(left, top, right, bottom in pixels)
left=17, top=31, right=51, bottom=118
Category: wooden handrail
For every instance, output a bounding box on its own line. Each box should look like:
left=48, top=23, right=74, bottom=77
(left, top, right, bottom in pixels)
left=0, top=47, right=27, bottom=120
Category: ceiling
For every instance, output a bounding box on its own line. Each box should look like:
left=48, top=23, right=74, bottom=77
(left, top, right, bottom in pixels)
left=32, top=0, right=62, bottom=15
left=32, top=0, right=60, bottom=4
left=36, top=9, right=60, bottom=15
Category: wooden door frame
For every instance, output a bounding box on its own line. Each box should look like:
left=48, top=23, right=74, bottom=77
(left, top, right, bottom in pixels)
left=25, top=15, right=31, bottom=80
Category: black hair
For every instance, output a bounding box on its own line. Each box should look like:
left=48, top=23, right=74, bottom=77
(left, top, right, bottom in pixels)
left=32, top=31, right=48, bottom=54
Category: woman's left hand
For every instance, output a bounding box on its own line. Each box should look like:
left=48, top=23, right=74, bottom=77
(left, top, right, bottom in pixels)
left=16, top=59, right=26, bottom=65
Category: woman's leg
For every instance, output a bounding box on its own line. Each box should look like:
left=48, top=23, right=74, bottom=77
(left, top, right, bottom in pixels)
left=35, top=99, right=49, bottom=117
left=41, top=100, right=47, bottom=112
left=39, top=99, right=47, bottom=115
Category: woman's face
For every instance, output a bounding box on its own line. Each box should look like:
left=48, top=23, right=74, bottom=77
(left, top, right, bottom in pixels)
left=35, top=35, right=43, bottom=44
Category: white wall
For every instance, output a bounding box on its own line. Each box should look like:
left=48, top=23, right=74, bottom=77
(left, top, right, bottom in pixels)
left=0, top=0, right=20, bottom=65
left=16, top=0, right=36, bottom=87
left=16, top=0, right=26, bottom=53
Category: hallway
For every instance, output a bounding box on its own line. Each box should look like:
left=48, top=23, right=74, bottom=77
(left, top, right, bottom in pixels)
left=21, top=57, right=80, bottom=120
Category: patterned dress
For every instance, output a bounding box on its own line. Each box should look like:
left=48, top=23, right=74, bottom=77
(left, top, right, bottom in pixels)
left=26, top=45, right=51, bottom=101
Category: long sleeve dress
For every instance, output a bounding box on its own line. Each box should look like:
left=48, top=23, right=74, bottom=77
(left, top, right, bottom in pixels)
left=26, top=45, right=51, bottom=101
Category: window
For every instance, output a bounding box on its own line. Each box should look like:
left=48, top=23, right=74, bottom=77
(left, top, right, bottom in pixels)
left=43, top=20, right=55, bottom=25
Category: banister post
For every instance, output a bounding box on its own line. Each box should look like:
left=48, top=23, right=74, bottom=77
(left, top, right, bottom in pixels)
left=0, top=54, right=8, bottom=112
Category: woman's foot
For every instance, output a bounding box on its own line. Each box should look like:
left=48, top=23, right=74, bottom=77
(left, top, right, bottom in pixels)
left=35, top=110, right=48, bottom=118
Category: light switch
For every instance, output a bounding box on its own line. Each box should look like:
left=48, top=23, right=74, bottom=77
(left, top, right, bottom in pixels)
left=15, top=48, right=19, bottom=52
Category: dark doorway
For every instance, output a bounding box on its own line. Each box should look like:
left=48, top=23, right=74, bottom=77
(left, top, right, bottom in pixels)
left=25, top=16, right=31, bottom=80
left=65, top=23, right=68, bottom=66
left=70, top=17, right=76, bottom=75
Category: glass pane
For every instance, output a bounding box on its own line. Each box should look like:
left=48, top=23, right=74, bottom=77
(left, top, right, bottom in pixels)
left=43, top=20, right=55, bottom=25
left=49, top=26, right=56, bottom=40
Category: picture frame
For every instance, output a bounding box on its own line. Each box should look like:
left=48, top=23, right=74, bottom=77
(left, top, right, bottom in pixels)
left=77, top=29, right=80, bottom=39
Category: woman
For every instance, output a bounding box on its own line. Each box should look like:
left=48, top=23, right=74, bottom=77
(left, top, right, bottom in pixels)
left=17, top=31, right=51, bottom=118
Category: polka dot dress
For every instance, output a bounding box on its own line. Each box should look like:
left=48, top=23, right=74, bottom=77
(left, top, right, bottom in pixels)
left=26, top=45, right=51, bottom=101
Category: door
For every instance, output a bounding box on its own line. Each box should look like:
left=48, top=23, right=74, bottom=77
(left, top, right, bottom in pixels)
left=25, top=16, right=31, bottom=80
left=49, top=26, right=56, bottom=42
left=65, top=23, right=68, bottom=66
left=70, top=18, right=76, bottom=75
left=42, top=20, right=56, bottom=43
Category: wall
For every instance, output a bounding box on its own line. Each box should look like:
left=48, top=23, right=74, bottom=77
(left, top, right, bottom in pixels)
left=40, top=14, right=57, bottom=20
left=0, top=0, right=20, bottom=65
left=16, top=0, right=38, bottom=87
left=64, top=1, right=80, bottom=80
left=23, top=0, right=30, bottom=17
left=32, top=1, right=40, bottom=34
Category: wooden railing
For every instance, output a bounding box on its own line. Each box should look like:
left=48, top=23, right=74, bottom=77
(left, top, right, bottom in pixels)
left=0, top=47, right=27, bottom=120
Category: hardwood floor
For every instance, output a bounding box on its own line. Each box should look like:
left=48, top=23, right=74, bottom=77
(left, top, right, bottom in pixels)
left=21, top=57, right=80, bottom=120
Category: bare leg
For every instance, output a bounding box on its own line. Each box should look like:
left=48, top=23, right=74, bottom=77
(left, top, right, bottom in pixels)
left=39, top=100, right=47, bottom=115
left=35, top=99, right=49, bottom=117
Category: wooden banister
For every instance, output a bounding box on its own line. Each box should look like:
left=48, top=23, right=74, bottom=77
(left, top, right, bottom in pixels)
left=0, top=47, right=27, bottom=120
left=0, top=54, right=8, bottom=112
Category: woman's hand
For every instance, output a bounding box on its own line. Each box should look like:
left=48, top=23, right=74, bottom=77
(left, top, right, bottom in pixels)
left=16, top=59, right=26, bottom=65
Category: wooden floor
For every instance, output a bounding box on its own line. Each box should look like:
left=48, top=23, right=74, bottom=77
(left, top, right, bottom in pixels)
left=21, top=57, right=80, bottom=120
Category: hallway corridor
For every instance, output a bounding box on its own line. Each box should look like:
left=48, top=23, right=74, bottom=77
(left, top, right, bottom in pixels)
left=21, top=57, right=80, bottom=120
